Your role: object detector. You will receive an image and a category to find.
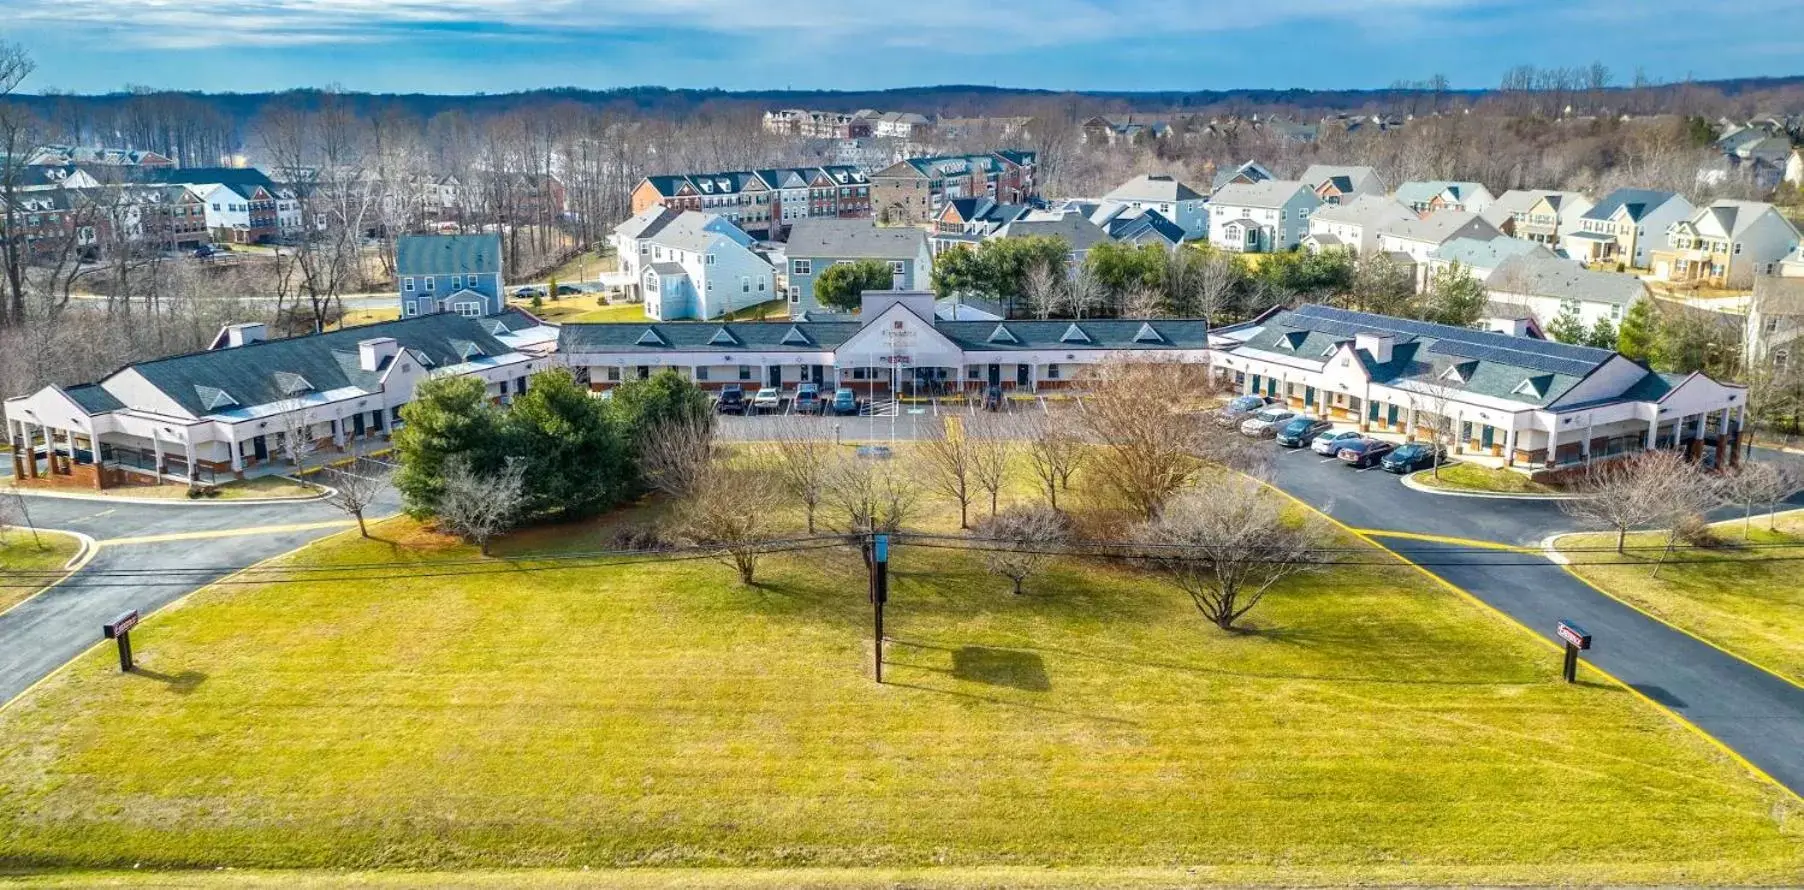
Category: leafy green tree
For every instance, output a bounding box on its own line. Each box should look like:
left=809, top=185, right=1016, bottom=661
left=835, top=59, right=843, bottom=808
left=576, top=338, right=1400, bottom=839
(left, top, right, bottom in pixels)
left=1258, top=249, right=1354, bottom=298
left=931, top=244, right=984, bottom=300
left=813, top=259, right=895, bottom=312
left=1422, top=262, right=1487, bottom=327
left=1547, top=305, right=1586, bottom=344
left=1616, top=298, right=1657, bottom=361
left=1585, top=315, right=1618, bottom=350
left=1653, top=306, right=1739, bottom=375
left=393, top=375, right=505, bottom=517
left=505, top=367, right=629, bottom=519
left=1345, top=251, right=1417, bottom=316
left=606, top=369, right=713, bottom=491
left=1084, top=242, right=1166, bottom=298
left=931, top=236, right=1071, bottom=313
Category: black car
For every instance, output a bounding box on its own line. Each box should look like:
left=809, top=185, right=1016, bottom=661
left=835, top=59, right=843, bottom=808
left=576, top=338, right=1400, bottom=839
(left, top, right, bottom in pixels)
left=1336, top=437, right=1396, bottom=469
left=1274, top=417, right=1333, bottom=448
left=1381, top=442, right=1446, bottom=474
left=554, top=284, right=584, bottom=296
left=715, top=385, right=747, bottom=415
left=1214, top=393, right=1274, bottom=428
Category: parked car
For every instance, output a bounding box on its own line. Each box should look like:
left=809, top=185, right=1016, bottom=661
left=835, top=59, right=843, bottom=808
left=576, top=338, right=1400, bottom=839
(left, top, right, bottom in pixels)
left=1214, top=394, right=1273, bottom=428
left=715, top=385, right=746, bottom=415
left=1239, top=407, right=1298, bottom=438
left=793, top=383, right=822, bottom=414
left=830, top=388, right=860, bottom=416
left=1337, top=437, right=1396, bottom=469
left=1310, top=429, right=1365, bottom=456
left=514, top=285, right=547, bottom=299
left=751, top=387, right=783, bottom=414
left=1274, top=417, right=1333, bottom=448
left=1382, top=442, right=1446, bottom=474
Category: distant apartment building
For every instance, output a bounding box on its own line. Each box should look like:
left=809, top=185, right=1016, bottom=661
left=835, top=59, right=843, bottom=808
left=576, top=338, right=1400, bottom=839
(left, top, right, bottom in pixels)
left=630, top=166, right=873, bottom=238
left=137, top=167, right=303, bottom=245
left=763, top=109, right=876, bottom=140
left=868, top=151, right=1038, bottom=225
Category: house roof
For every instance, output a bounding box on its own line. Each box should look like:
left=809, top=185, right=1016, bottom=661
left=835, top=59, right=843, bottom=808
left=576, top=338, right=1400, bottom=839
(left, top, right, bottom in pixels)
left=1482, top=189, right=1587, bottom=226
left=1107, top=209, right=1186, bottom=245
left=1393, top=181, right=1489, bottom=207
left=784, top=218, right=928, bottom=260
left=1210, top=179, right=1312, bottom=210
left=1104, top=173, right=1203, bottom=204
left=1430, top=236, right=1555, bottom=270
left=114, top=311, right=537, bottom=419
left=1582, top=188, right=1682, bottom=223
left=395, top=234, right=503, bottom=277
left=1380, top=211, right=1500, bottom=246
left=559, top=317, right=1207, bottom=355
left=992, top=214, right=1112, bottom=252
left=615, top=205, right=682, bottom=241
left=1210, top=160, right=1272, bottom=192
left=1490, top=255, right=1647, bottom=307
left=1681, top=199, right=1795, bottom=240
left=1309, top=194, right=1414, bottom=229
left=1300, top=164, right=1378, bottom=192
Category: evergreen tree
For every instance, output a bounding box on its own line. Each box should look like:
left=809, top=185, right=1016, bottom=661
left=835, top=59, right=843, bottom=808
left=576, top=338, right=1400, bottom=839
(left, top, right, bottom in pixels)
left=1422, top=262, right=1487, bottom=327
left=505, top=367, right=629, bottom=519
left=813, top=259, right=895, bottom=312
left=1585, top=315, right=1618, bottom=350
left=606, top=370, right=714, bottom=491
left=393, top=375, right=505, bottom=517
left=1547, top=305, right=1586, bottom=344
left=1616, top=299, right=1657, bottom=361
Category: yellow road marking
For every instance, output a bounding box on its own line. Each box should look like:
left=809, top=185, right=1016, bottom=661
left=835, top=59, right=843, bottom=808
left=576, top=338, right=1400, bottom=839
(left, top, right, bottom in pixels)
left=1349, top=528, right=1538, bottom=553
left=1268, top=484, right=1804, bottom=805
left=97, top=519, right=354, bottom=547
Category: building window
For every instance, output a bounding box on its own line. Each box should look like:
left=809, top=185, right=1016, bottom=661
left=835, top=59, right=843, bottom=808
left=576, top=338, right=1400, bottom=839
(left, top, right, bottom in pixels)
left=742, top=276, right=750, bottom=293
left=696, top=366, right=710, bottom=381
left=424, top=278, right=436, bottom=291
left=739, top=365, right=753, bottom=380
left=454, top=302, right=481, bottom=318
left=403, top=302, right=419, bottom=317
left=1047, top=364, right=1061, bottom=380
left=792, top=259, right=811, bottom=275
left=451, top=275, right=463, bottom=289
left=402, top=277, right=415, bottom=291
left=967, top=365, right=981, bottom=380
left=889, top=260, right=905, bottom=275
left=706, top=254, right=716, bottom=265
left=606, top=367, right=621, bottom=382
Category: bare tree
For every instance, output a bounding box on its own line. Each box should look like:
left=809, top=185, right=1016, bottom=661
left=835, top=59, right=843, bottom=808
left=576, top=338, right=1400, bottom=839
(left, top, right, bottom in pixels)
left=1077, top=358, right=1205, bottom=519
left=1019, top=260, right=1063, bottom=320
left=919, top=420, right=977, bottom=528
left=1719, top=461, right=1790, bottom=540
left=437, top=456, right=526, bottom=556
left=823, top=452, right=921, bottom=538
left=769, top=417, right=830, bottom=533
left=1140, top=479, right=1323, bottom=631
left=675, top=467, right=783, bottom=585
left=974, top=505, right=1068, bottom=595
left=0, top=41, right=39, bottom=327
left=1406, top=381, right=1460, bottom=480
left=1019, top=411, right=1085, bottom=512
left=1059, top=262, right=1108, bottom=319
left=637, top=413, right=717, bottom=499
left=1561, top=451, right=1695, bottom=554
left=273, top=399, right=320, bottom=476
left=967, top=417, right=1012, bottom=521
left=321, top=457, right=388, bottom=538
left=0, top=486, right=41, bottom=548
left=1649, top=464, right=1723, bottom=579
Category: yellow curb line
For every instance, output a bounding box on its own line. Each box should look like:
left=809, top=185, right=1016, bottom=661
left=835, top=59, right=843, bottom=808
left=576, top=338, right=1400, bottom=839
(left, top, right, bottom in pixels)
left=1547, top=532, right=1804, bottom=695
left=1348, top=528, right=1539, bottom=553
left=0, top=522, right=368, bottom=715
left=95, top=519, right=355, bottom=547
left=0, top=528, right=101, bottom=622
left=1267, top=484, right=1804, bottom=806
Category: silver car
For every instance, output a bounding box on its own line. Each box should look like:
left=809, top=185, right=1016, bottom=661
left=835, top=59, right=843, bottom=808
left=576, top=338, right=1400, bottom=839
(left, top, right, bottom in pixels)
left=1311, top=429, right=1364, bottom=456
left=1239, top=407, right=1297, bottom=438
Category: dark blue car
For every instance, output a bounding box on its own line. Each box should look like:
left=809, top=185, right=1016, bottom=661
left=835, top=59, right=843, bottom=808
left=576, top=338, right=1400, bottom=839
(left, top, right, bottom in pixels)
left=1274, top=417, right=1333, bottom=448
left=1381, top=442, right=1446, bottom=474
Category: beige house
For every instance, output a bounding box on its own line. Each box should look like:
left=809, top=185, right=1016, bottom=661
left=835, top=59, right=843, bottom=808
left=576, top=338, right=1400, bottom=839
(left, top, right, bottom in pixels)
left=1648, top=200, right=1802, bottom=288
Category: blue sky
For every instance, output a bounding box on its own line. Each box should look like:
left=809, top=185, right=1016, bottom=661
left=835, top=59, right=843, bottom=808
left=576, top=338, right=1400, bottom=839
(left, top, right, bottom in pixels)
left=7, top=0, right=1804, bottom=95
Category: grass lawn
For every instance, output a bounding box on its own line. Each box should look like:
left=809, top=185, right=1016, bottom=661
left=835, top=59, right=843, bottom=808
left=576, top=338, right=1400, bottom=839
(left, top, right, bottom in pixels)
left=337, top=306, right=403, bottom=327
left=508, top=298, right=645, bottom=323
left=1560, top=510, right=1804, bottom=686
left=0, top=528, right=82, bottom=612
left=1411, top=462, right=1556, bottom=495
left=2, top=465, right=1802, bottom=884
left=538, top=248, right=615, bottom=286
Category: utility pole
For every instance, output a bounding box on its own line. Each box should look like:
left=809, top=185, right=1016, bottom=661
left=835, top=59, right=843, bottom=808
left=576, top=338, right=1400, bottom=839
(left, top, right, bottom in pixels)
left=868, top=533, right=889, bottom=683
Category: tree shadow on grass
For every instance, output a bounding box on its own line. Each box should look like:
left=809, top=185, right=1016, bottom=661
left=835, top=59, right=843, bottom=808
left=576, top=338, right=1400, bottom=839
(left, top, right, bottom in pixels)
left=129, top=667, right=207, bottom=695
left=950, top=645, right=1051, bottom=692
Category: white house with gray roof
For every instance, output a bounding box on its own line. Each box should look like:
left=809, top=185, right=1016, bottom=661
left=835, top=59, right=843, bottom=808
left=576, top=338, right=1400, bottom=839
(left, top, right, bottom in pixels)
left=609, top=209, right=774, bottom=320
left=1210, top=304, right=1747, bottom=471
left=1303, top=194, right=1415, bottom=255
left=1427, top=237, right=1559, bottom=284
left=1486, top=254, right=1648, bottom=332
left=6, top=311, right=558, bottom=490
left=781, top=219, right=932, bottom=314
left=1376, top=211, right=1504, bottom=289
left=1648, top=199, right=1802, bottom=288
left=1393, top=181, right=1496, bottom=216
left=1101, top=174, right=1207, bottom=238
left=1208, top=180, right=1321, bottom=253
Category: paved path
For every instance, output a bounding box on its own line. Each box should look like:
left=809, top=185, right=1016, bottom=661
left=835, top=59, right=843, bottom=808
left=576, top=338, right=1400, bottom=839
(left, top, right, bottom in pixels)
left=1265, top=444, right=1804, bottom=795
left=0, top=492, right=394, bottom=705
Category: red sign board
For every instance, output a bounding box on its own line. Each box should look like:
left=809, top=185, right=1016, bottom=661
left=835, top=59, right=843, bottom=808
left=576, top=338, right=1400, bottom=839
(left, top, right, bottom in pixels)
left=103, top=610, right=140, bottom=639
left=1557, top=621, right=1591, bottom=650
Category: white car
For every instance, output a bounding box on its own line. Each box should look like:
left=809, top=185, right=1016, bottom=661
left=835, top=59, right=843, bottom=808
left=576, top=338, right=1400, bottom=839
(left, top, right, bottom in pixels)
left=751, top=387, right=783, bottom=413
left=1311, top=429, right=1364, bottom=456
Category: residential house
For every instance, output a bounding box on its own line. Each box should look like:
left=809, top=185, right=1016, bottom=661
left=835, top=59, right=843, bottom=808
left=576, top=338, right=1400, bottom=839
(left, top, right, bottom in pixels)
left=1786, top=148, right=1804, bottom=188
left=1649, top=200, right=1802, bottom=287
left=832, top=138, right=897, bottom=170
left=1563, top=188, right=1694, bottom=269
left=1482, top=190, right=1594, bottom=246
left=1393, top=181, right=1496, bottom=216
left=1102, top=210, right=1187, bottom=249
left=1299, top=165, right=1386, bottom=205
left=630, top=166, right=873, bottom=238
left=559, top=290, right=1208, bottom=395
left=26, top=145, right=176, bottom=168
left=1208, top=180, right=1322, bottom=253
left=930, top=196, right=1029, bottom=254
left=1426, top=237, right=1558, bottom=285
left=1082, top=116, right=1172, bottom=145
left=780, top=219, right=932, bottom=314
left=873, top=112, right=933, bottom=139
left=1375, top=211, right=1503, bottom=287
left=989, top=213, right=1113, bottom=265
left=139, top=167, right=302, bottom=244
left=869, top=151, right=1038, bottom=225
left=1302, top=194, right=1416, bottom=255
left=1210, top=160, right=1273, bottom=193
left=1746, top=275, right=1804, bottom=367
left=1486, top=254, right=1648, bottom=333
left=1101, top=174, right=1207, bottom=239
left=396, top=233, right=506, bottom=318
left=616, top=211, right=775, bottom=321
left=5, top=311, right=557, bottom=490
left=1209, top=304, right=1748, bottom=470
left=1780, top=244, right=1804, bottom=278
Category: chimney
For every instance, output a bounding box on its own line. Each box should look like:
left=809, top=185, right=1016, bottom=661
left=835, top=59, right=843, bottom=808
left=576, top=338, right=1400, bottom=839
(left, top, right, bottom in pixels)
left=359, top=337, right=399, bottom=372
left=1354, top=331, right=1394, bottom=364
left=223, top=322, right=267, bottom=348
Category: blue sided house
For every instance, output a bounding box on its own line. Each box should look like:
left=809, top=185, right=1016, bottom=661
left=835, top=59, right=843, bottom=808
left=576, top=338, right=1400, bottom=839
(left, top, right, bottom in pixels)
left=397, top=233, right=505, bottom=318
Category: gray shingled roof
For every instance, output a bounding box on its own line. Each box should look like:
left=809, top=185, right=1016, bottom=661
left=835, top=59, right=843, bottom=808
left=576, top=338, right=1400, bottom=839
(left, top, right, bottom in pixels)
left=1104, top=174, right=1203, bottom=204
left=785, top=219, right=928, bottom=260
left=559, top=318, right=1207, bottom=355
left=1582, top=188, right=1681, bottom=223
left=395, top=234, right=502, bottom=277
left=993, top=214, right=1111, bottom=251
left=1211, top=179, right=1311, bottom=210
left=1490, top=255, right=1647, bottom=307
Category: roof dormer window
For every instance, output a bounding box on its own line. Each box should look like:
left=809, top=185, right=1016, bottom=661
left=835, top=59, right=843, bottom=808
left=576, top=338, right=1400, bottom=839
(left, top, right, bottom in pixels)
left=1060, top=323, right=1091, bottom=344
left=1132, top=323, right=1163, bottom=344
left=635, top=328, right=666, bottom=346
left=987, top=324, right=1019, bottom=344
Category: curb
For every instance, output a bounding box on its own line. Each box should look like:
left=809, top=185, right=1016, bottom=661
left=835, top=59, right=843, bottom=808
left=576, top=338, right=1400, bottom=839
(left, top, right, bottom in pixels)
left=0, top=527, right=101, bottom=622
left=3, top=478, right=331, bottom=507
left=1401, top=469, right=1583, bottom=501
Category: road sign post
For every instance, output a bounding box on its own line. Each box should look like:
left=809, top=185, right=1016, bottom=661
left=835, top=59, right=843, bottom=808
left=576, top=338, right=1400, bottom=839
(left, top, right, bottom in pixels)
left=103, top=610, right=140, bottom=672
left=1557, top=620, right=1591, bottom=683
left=870, top=533, right=889, bottom=683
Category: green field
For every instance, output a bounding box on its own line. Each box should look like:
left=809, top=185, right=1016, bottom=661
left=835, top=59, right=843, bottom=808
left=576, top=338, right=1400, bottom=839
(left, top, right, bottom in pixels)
left=1561, top=511, right=1804, bottom=686
left=0, top=528, right=82, bottom=612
